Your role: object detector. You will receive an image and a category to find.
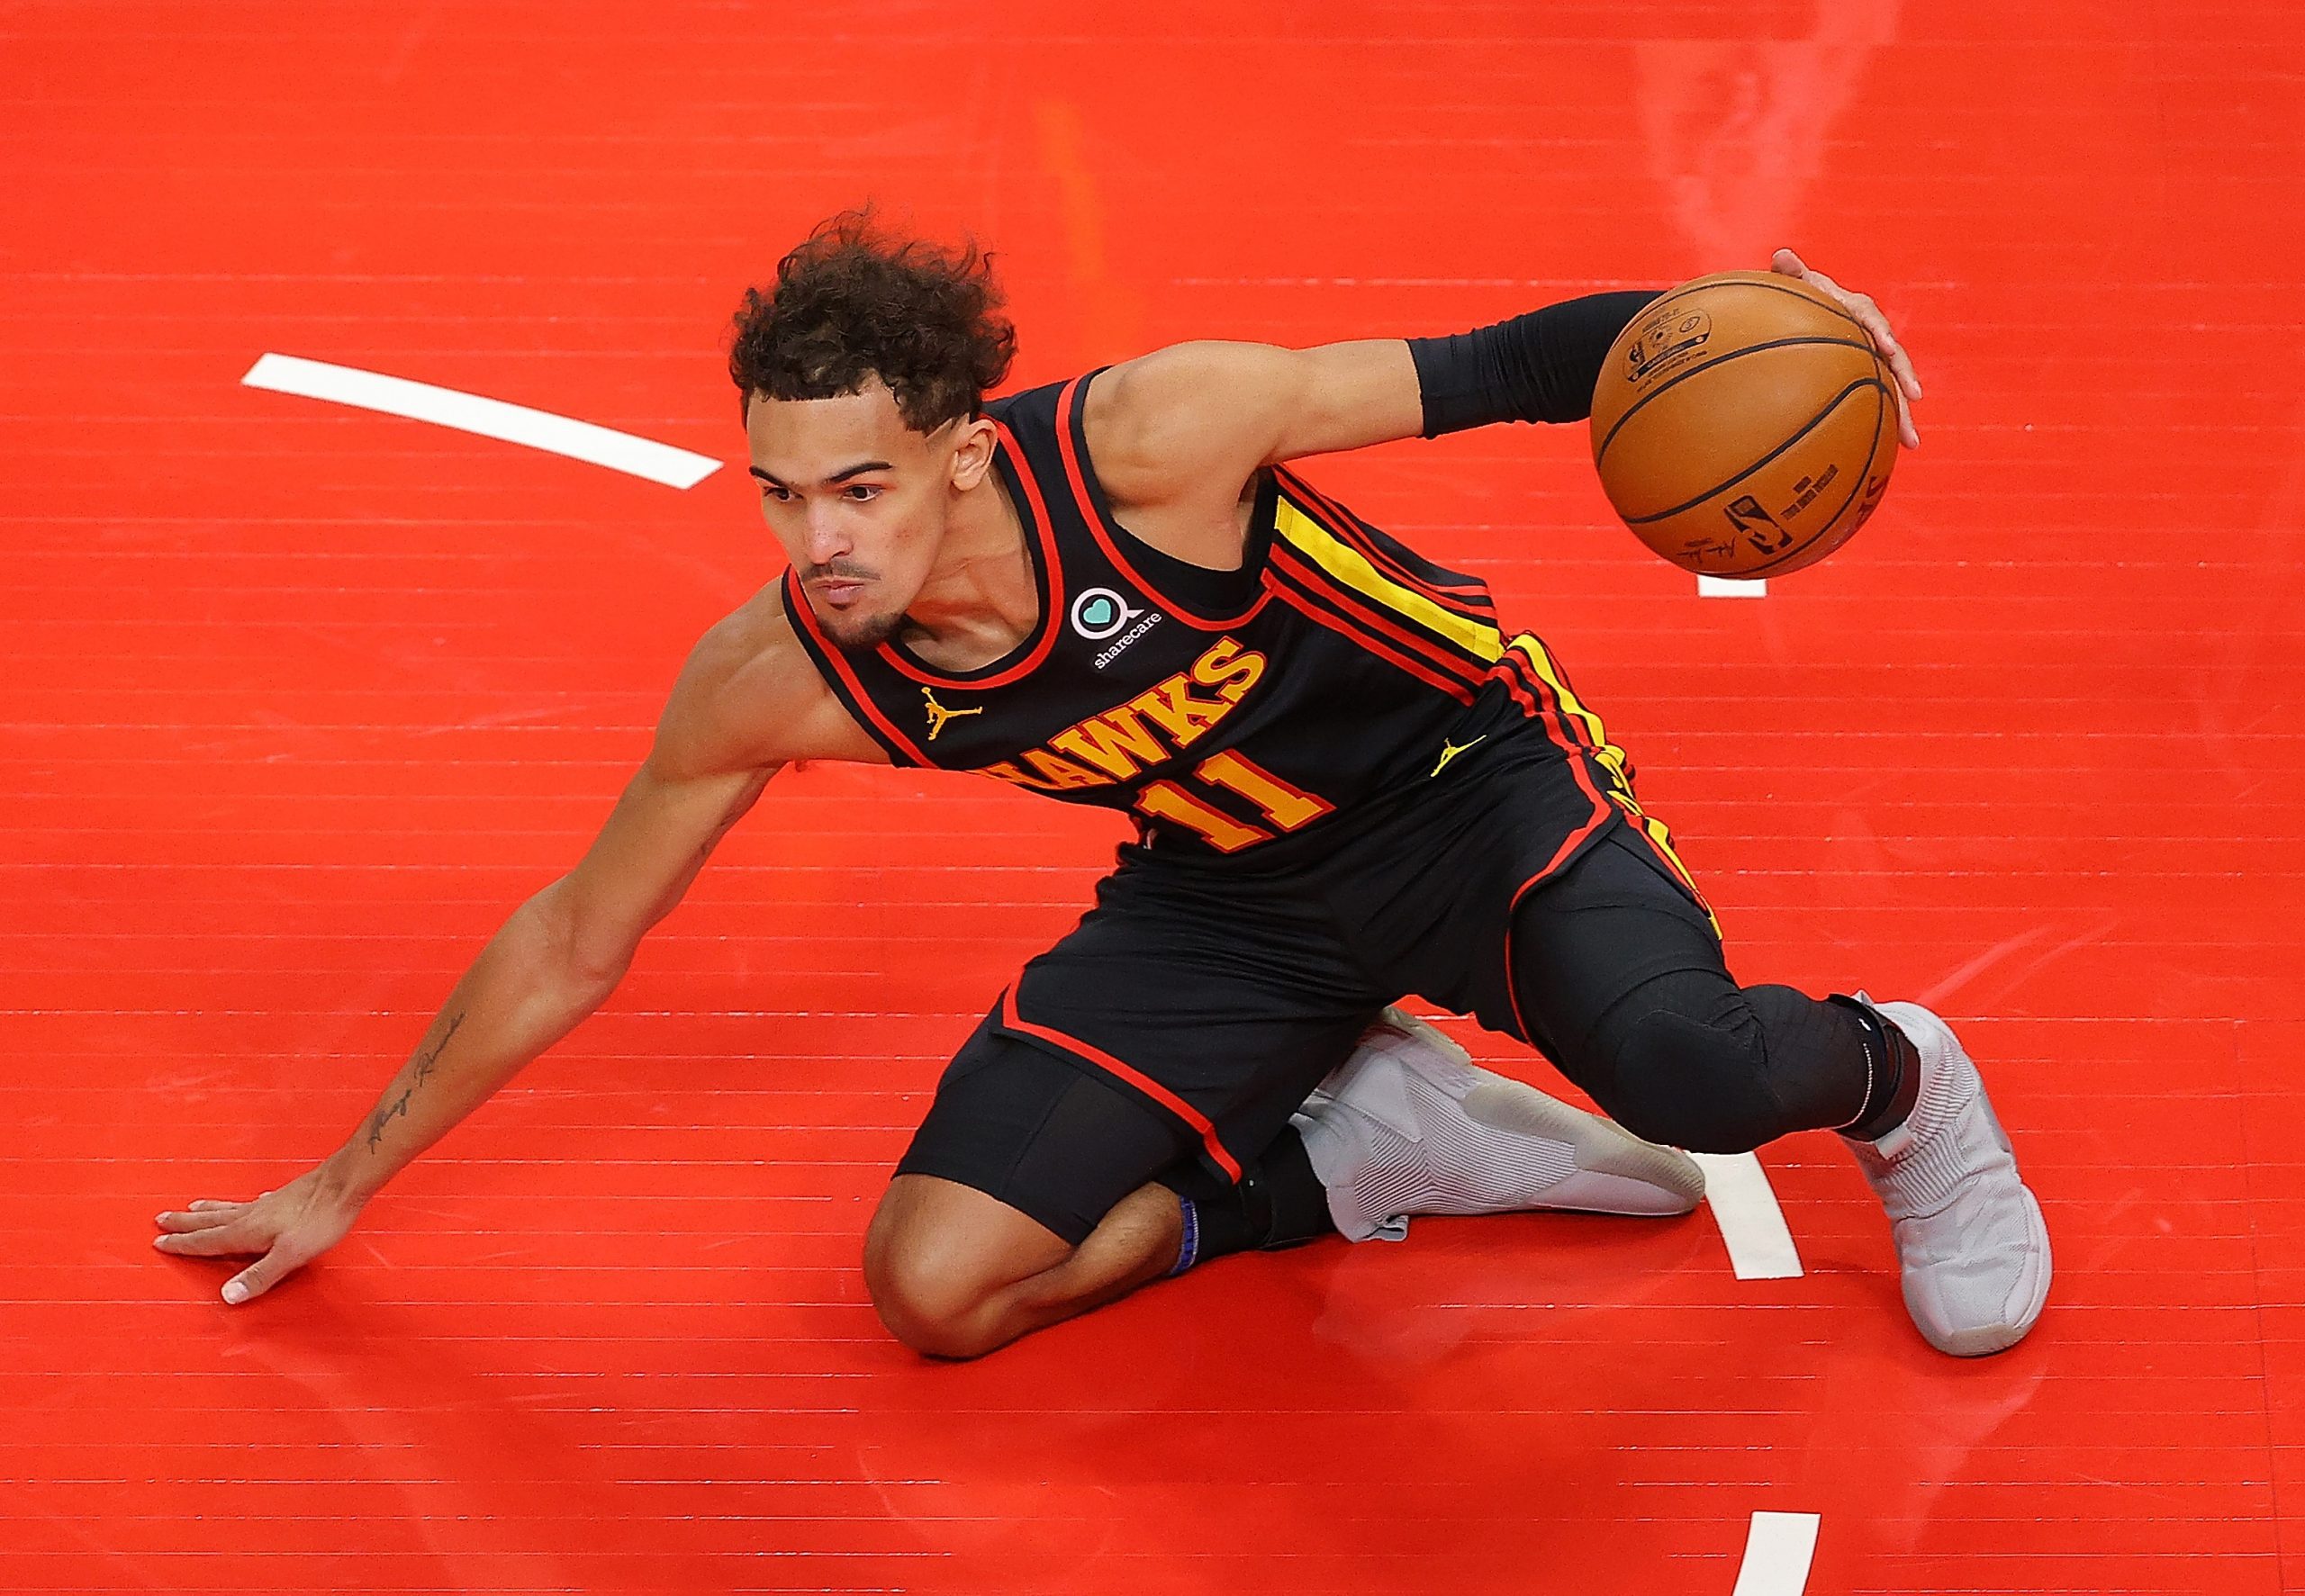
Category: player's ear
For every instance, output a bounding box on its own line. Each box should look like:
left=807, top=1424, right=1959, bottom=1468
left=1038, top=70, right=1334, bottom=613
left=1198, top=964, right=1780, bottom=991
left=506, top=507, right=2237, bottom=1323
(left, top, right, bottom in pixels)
left=945, top=415, right=998, bottom=491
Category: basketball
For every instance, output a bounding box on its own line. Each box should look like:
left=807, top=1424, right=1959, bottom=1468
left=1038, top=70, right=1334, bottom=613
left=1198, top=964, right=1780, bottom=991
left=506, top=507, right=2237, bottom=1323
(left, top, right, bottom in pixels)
left=1589, top=271, right=1900, bottom=579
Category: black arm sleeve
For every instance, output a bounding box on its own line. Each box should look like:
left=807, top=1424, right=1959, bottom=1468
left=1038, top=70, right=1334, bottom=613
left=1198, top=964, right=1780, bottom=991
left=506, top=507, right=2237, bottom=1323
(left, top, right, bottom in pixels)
left=1405, top=290, right=1662, bottom=437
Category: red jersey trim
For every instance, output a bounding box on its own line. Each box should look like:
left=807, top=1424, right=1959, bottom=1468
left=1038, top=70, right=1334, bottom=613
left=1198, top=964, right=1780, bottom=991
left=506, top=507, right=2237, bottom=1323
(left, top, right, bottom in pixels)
left=872, top=419, right=1067, bottom=690
left=1501, top=800, right=1618, bottom=1044
left=780, top=569, right=935, bottom=765
left=1490, top=655, right=1542, bottom=718
left=999, top=987, right=1244, bottom=1182
left=1482, top=641, right=1622, bottom=1037
left=1275, top=468, right=1498, bottom=618
left=1261, top=568, right=1478, bottom=705
left=1495, top=649, right=1601, bottom=778
left=1615, top=805, right=1714, bottom=918
left=1266, top=544, right=1492, bottom=686
left=1053, top=372, right=1269, bottom=632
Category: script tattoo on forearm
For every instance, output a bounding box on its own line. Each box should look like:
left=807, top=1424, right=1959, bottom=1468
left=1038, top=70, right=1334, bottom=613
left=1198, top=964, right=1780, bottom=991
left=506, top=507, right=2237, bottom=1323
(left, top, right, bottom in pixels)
left=366, top=1009, right=467, bottom=1151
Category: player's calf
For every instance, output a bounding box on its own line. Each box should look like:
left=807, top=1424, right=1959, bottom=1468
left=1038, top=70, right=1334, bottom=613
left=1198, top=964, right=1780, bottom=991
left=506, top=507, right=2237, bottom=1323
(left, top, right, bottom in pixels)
left=1586, top=982, right=1889, bottom=1154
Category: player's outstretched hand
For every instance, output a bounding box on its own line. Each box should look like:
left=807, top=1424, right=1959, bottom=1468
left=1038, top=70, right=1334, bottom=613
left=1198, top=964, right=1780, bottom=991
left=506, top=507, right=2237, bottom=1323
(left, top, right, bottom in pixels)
left=1770, top=248, right=1922, bottom=449
left=153, top=1165, right=365, bottom=1305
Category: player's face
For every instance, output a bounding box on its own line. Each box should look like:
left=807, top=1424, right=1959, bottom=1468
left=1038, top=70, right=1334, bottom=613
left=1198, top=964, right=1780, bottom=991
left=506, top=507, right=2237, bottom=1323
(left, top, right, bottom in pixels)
left=745, top=381, right=979, bottom=648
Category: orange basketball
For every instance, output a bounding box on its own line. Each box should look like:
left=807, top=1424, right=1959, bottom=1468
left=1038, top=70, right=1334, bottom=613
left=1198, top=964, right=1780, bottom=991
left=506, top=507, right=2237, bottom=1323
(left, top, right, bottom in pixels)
left=1589, top=271, right=1899, bottom=579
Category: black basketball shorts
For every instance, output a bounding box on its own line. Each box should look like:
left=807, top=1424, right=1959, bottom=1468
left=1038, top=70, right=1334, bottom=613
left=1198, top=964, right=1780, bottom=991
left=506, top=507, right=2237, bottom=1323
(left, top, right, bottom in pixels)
left=894, top=725, right=1722, bottom=1245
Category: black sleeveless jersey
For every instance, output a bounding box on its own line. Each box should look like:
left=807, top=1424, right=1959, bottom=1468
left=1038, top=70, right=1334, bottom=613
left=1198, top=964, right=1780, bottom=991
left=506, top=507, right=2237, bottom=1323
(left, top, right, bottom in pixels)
left=781, top=369, right=1633, bottom=862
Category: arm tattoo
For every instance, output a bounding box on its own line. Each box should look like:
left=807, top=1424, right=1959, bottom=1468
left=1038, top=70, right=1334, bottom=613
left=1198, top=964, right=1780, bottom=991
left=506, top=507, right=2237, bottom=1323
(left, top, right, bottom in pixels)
left=366, top=1009, right=467, bottom=1151
left=411, top=1010, right=465, bottom=1087
left=366, top=1090, right=410, bottom=1150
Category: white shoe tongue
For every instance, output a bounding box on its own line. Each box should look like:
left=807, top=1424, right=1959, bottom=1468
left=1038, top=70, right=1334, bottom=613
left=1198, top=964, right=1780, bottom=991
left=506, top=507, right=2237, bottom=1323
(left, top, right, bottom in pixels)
left=1330, top=1053, right=1426, bottom=1142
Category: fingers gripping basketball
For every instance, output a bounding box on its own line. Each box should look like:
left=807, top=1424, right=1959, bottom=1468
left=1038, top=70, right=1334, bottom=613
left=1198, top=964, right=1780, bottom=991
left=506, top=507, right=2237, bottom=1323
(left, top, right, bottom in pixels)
left=1589, top=271, right=1901, bottom=579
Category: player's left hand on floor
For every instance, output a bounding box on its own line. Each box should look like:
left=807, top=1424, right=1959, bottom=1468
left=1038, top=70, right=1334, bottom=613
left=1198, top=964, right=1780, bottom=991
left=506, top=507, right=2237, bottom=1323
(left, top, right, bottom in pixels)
left=1770, top=247, right=1923, bottom=449
left=153, top=1166, right=366, bottom=1306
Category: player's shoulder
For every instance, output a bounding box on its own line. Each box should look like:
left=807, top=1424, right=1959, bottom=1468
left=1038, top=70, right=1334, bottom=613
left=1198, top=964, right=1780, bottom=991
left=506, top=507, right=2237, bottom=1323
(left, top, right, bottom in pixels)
left=989, top=360, right=1211, bottom=452
left=988, top=353, right=1278, bottom=534
left=653, top=582, right=887, bottom=779
left=977, top=375, right=1071, bottom=453
left=1080, top=342, right=1296, bottom=502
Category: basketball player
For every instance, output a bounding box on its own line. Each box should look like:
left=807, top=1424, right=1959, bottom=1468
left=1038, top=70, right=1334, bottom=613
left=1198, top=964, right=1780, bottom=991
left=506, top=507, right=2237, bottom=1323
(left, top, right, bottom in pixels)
left=156, top=213, right=2050, bottom=1362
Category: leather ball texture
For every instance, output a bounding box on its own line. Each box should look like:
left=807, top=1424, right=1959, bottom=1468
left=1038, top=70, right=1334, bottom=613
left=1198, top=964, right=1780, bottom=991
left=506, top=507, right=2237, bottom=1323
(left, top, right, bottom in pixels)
left=1590, top=271, right=1899, bottom=578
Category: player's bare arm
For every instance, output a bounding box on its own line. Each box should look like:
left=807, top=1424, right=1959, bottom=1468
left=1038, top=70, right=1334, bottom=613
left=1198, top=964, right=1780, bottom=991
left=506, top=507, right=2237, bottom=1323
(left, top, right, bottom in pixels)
left=153, top=590, right=884, bottom=1304
left=1088, top=248, right=1923, bottom=570
left=1082, top=338, right=1423, bottom=566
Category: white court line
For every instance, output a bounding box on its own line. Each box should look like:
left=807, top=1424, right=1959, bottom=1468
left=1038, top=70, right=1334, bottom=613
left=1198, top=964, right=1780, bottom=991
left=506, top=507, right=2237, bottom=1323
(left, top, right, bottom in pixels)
left=1697, top=574, right=1768, bottom=597
left=1730, top=1511, right=1821, bottom=1595
left=1689, top=1151, right=1803, bottom=1280
left=241, top=353, right=722, bottom=489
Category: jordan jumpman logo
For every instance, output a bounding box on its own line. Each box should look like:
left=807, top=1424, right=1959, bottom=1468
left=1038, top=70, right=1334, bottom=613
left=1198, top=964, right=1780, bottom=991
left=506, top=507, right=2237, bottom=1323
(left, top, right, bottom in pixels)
left=1430, top=734, right=1486, bottom=778
left=921, top=689, right=983, bottom=742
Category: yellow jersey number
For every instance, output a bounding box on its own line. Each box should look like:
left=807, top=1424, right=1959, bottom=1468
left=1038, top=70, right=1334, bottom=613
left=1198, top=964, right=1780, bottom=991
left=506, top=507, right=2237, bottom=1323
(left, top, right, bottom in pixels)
left=1134, top=749, right=1333, bottom=853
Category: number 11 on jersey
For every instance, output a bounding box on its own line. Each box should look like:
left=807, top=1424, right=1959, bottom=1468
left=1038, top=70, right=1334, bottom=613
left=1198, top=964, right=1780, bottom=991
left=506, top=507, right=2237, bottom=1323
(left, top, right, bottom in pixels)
left=1135, top=749, right=1335, bottom=852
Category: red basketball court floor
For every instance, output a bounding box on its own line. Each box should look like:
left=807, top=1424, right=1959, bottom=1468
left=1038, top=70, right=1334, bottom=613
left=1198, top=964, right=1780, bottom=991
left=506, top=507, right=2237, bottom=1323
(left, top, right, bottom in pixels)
left=5, top=3, right=2301, bottom=1591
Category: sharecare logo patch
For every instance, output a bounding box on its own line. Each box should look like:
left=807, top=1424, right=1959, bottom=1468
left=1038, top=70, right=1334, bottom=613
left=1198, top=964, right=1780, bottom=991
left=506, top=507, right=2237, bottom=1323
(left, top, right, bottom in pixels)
left=1071, top=585, right=1162, bottom=667
left=1071, top=587, right=1143, bottom=639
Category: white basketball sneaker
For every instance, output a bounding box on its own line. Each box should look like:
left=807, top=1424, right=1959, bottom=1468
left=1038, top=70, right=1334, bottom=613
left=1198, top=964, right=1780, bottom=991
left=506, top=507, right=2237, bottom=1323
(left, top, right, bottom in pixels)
left=1291, top=1007, right=1705, bottom=1241
left=1840, top=996, right=2052, bottom=1357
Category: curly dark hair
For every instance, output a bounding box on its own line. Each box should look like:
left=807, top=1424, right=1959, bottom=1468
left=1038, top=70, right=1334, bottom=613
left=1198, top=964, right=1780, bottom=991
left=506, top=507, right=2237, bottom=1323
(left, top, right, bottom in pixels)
left=728, top=208, right=1017, bottom=434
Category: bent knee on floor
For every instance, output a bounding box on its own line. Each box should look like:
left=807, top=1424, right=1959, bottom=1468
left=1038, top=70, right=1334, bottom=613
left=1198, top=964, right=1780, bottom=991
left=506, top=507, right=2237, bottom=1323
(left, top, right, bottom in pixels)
left=863, top=1233, right=1005, bottom=1358
left=861, top=1226, right=998, bottom=1360
left=862, top=1177, right=1072, bottom=1359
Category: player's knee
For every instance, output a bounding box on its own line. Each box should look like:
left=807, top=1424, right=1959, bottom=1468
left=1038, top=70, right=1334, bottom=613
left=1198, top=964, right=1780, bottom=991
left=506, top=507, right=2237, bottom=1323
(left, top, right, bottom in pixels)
left=1589, top=1005, right=1788, bottom=1154
left=862, top=1204, right=1007, bottom=1360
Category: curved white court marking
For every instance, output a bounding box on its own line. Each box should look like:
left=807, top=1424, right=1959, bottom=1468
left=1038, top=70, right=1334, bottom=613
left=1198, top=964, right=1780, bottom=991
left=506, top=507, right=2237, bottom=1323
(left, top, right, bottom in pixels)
left=1697, top=574, right=1768, bottom=597
left=1689, top=1150, right=1803, bottom=1279
left=1730, top=1511, right=1821, bottom=1594
left=241, top=353, right=722, bottom=488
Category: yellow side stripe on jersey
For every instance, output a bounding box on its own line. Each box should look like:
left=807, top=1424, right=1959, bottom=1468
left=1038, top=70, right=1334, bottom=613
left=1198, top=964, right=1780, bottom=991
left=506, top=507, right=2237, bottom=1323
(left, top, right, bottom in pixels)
left=1275, top=499, right=1505, bottom=663
left=1508, top=635, right=1632, bottom=791
left=1513, top=632, right=1721, bottom=936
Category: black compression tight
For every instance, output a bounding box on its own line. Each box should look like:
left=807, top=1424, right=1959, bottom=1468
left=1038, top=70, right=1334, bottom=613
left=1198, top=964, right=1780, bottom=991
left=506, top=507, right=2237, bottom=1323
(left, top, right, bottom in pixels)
left=1507, top=826, right=1882, bottom=1154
